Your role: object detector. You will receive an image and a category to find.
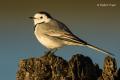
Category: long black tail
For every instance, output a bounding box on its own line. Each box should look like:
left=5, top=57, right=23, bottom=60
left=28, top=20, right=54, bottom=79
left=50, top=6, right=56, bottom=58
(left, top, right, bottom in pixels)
left=85, top=44, right=114, bottom=56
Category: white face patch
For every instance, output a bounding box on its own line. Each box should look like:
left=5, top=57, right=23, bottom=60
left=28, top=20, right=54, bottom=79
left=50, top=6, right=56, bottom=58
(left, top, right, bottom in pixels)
left=33, top=13, right=51, bottom=25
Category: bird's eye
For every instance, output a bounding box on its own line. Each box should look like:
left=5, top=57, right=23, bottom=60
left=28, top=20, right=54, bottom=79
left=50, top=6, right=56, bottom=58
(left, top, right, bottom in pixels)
left=40, top=16, right=43, bottom=19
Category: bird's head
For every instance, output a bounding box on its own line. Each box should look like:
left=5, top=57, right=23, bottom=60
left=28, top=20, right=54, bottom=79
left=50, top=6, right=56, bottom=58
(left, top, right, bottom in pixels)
left=29, top=11, right=52, bottom=25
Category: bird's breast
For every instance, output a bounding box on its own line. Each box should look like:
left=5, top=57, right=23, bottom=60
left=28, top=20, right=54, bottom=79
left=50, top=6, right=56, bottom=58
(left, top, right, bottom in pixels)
left=34, top=26, right=64, bottom=49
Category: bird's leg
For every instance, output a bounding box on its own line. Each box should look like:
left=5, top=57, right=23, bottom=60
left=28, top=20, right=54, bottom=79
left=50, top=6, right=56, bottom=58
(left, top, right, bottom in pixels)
left=45, top=48, right=58, bottom=56
left=51, top=48, right=58, bottom=53
left=44, top=49, right=52, bottom=56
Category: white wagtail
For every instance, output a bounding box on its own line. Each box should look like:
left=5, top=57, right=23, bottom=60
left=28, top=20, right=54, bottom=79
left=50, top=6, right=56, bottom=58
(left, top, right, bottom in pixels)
left=29, top=11, right=113, bottom=56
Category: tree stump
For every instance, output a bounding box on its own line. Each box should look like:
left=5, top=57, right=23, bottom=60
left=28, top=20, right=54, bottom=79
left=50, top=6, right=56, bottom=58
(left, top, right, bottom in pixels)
left=16, top=53, right=119, bottom=80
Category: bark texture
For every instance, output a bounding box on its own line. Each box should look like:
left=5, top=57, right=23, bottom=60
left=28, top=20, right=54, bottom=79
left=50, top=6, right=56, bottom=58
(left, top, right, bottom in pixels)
left=16, top=53, right=120, bottom=80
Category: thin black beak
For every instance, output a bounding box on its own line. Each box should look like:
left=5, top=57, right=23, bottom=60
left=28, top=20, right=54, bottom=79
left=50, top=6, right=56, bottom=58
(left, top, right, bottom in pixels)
left=29, top=17, right=35, bottom=19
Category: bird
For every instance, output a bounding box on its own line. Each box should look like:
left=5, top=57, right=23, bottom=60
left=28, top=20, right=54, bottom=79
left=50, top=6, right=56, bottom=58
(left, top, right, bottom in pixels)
left=29, top=11, right=113, bottom=56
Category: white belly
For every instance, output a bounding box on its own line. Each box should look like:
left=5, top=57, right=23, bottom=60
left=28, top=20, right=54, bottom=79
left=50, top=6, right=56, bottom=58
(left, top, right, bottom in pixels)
left=34, top=31, right=64, bottom=49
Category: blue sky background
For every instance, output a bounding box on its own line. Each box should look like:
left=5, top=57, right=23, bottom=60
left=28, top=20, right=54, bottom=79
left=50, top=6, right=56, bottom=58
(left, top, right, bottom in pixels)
left=0, top=0, right=120, bottom=80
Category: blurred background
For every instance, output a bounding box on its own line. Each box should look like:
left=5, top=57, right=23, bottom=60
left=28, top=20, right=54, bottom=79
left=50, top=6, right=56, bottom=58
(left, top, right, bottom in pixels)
left=0, top=0, right=120, bottom=80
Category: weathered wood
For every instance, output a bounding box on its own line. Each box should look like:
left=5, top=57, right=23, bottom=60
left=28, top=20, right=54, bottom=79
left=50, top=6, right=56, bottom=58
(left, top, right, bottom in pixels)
left=16, top=53, right=119, bottom=80
left=98, top=56, right=119, bottom=80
